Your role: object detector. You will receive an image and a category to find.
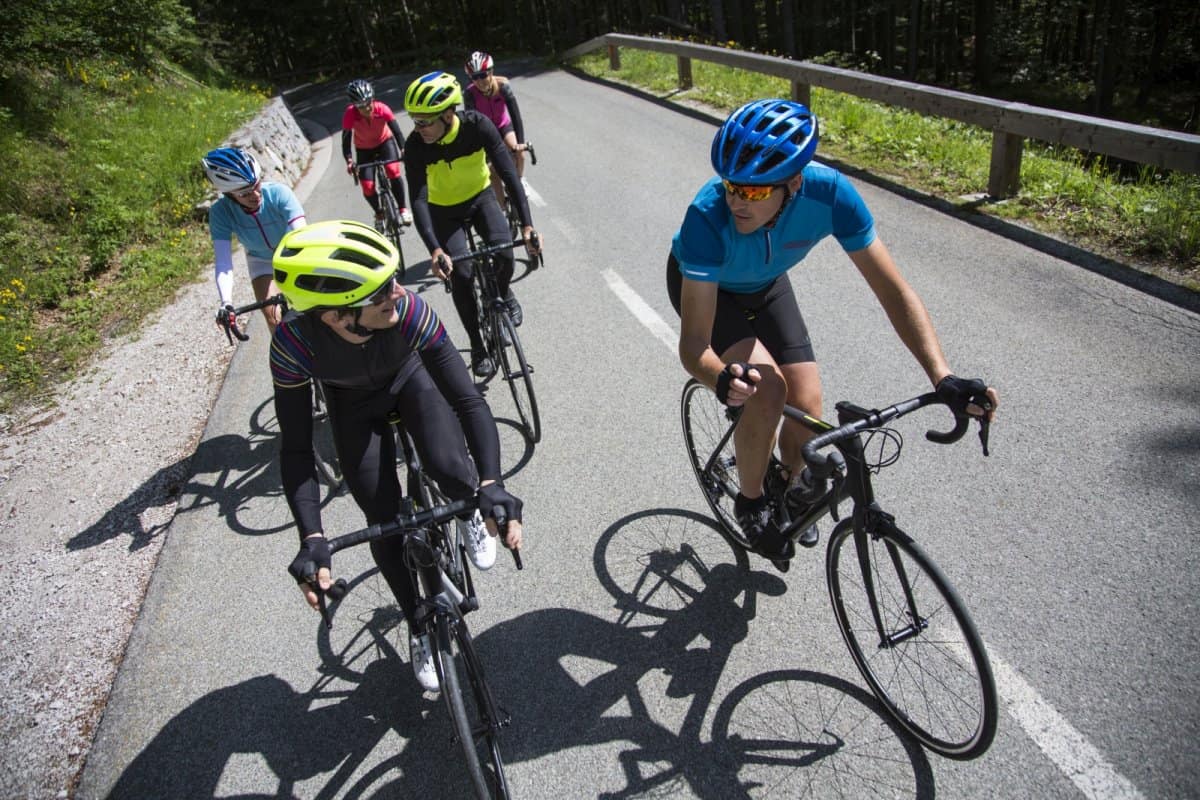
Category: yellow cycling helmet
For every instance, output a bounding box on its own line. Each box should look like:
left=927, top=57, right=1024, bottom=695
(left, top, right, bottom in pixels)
left=404, top=71, right=463, bottom=115
left=273, top=220, right=399, bottom=312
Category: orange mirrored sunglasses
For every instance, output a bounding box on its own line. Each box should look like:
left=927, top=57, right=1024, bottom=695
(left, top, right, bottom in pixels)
left=721, top=179, right=778, bottom=202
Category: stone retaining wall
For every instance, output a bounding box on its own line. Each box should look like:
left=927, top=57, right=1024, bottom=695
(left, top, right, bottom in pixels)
left=196, top=96, right=310, bottom=212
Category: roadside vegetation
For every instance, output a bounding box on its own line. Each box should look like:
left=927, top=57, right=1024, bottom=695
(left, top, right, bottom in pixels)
left=570, top=49, right=1200, bottom=292
left=0, top=0, right=266, bottom=414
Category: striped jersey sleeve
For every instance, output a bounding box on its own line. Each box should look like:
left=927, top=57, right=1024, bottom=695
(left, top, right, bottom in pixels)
left=270, top=320, right=314, bottom=389
left=396, top=290, right=447, bottom=351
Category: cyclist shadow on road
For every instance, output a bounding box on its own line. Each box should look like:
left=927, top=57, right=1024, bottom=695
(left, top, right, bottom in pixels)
left=465, top=507, right=935, bottom=798
left=66, top=398, right=341, bottom=552
left=104, top=661, right=438, bottom=799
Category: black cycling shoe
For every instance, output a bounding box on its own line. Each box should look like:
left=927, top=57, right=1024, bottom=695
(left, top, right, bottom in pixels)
left=735, top=493, right=794, bottom=569
left=471, top=348, right=494, bottom=378
left=504, top=292, right=523, bottom=327
left=797, top=522, right=820, bottom=549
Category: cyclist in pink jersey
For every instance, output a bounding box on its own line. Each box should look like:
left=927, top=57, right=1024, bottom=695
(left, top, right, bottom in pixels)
left=463, top=52, right=529, bottom=211
left=342, top=79, right=413, bottom=227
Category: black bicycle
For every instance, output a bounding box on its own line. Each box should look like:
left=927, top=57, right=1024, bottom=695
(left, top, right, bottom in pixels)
left=218, top=295, right=342, bottom=489
left=680, top=380, right=999, bottom=759
left=314, top=482, right=521, bottom=799
left=354, top=159, right=408, bottom=279
left=448, top=232, right=542, bottom=444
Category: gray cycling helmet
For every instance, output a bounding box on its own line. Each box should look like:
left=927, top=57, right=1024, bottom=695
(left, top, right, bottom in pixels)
left=347, top=79, right=374, bottom=105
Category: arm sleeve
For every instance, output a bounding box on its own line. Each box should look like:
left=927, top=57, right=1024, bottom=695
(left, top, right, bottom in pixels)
left=480, top=117, right=531, bottom=227
left=386, top=118, right=405, bottom=153
left=341, top=128, right=353, bottom=162
left=271, top=326, right=323, bottom=537
left=463, top=88, right=477, bottom=112
left=213, top=239, right=235, bottom=305
left=500, top=82, right=525, bottom=144
left=419, top=337, right=502, bottom=482
left=403, top=137, right=438, bottom=251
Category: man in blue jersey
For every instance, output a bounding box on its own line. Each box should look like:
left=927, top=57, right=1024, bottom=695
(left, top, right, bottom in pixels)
left=668, top=99, right=997, bottom=570
left=202, top=147, right=307, bottom=332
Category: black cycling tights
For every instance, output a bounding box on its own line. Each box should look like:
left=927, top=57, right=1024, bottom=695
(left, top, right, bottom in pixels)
left=432, top=192, right=514, bottom=353
left=326, top=364, right=480, bottom=626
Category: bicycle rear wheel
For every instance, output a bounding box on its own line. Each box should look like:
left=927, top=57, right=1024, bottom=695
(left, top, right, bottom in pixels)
left=680, top=379, right=750, bottom=549
left=826, top=518, right=998, bottom=759
left=311, top=383, right=343, bottom=489
left=492, top=312, right=541, bottom=443
left=434, top=617, right=511, bottom=799
left=376, top=172, right=406, bottom=279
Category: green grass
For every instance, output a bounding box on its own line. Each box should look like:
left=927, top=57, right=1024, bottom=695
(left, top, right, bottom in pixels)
left=0, top=59, right=265, bottom=412
left=571, top=49, right=1200, bottom=290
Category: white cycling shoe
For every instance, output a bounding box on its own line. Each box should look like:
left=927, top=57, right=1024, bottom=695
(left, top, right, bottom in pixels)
left=460, top=510, right=496, bottom=570
left=410, top=632, right=440, bottom=693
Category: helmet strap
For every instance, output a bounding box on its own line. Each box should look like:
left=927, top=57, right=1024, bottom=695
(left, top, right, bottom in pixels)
left=345, top=308, right=376, bottom=338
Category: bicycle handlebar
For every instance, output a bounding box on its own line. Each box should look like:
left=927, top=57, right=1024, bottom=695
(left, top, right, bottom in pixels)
left=799, top=392, right=988, bottom=479
left=218, top=294, right=287, bottom=345
left=438, top=233, right=541, bottom=293
left=518, top=142, right=537, bottom=166
left=349, top=159, right=401, bottom=186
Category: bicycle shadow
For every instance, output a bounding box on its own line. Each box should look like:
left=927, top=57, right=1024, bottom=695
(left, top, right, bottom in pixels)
left=66, top=398, right=342, bottom=552
left=464, top=507, right=934, bottom=798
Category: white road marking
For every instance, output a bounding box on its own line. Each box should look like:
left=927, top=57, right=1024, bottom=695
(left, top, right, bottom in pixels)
left=522, top=179, right=546, bottom=207
left=601, top=269, right=677, bottom=353
left=605, top=268, right=1147, bottom=800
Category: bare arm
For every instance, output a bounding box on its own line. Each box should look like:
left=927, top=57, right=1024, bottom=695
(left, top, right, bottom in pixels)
left=678, top=276, right=758, bottom=405
left=848, top=238, right=951, bottom=387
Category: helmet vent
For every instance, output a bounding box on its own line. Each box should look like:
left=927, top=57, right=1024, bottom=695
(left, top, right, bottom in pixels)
left=295, top=274, right=361, bottom=294
left=330, top=247, right=383, bottom=269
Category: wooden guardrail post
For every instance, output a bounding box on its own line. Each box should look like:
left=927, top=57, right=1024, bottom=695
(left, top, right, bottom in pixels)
left=988, top=131, right=1024, bottom=198
left=608, top=44, right=621, bottom=70
left=791, top=80, right=811, bottom=107
left=677, top=56, right=693, bottom=90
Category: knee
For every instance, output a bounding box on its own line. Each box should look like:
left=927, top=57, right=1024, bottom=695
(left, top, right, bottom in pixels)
left=747, top=364, right=787, bottom=408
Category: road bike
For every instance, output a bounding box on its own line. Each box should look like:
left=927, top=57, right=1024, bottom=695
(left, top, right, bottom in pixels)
left=218, top=295, right=342, bottom=490
left=450, top=231, right=542, bottom=444
left=311, top=425, right=522, bottom=799
left=353, top=159, right=408, bottom=279
left=680, top=380, right=999, bottom=759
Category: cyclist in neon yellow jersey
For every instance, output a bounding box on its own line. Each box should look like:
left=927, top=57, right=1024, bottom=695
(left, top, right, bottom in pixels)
left=402, top=71, right=543, bottom=378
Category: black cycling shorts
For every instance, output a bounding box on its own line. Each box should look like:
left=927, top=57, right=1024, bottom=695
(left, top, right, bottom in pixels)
left=666, top=253, right=815, bottom=365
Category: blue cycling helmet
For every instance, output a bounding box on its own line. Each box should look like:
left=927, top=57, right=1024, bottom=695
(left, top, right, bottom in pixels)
left=710, top=99, right=819, bottom=185
left=201, top=147, right=262, bottom=193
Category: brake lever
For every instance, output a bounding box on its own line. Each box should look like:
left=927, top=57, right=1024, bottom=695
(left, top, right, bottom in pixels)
left=978, top=416, right=991, bottom=457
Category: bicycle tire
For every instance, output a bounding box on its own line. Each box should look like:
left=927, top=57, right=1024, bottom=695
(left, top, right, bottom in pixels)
left=435, top=617, right=511, bottom=799
left=680, top=380, right=751, bottom=549
left=492, top=312, right=541, bottom=443
left=376, top=173, right=407, bottom=280
left=311, top=383, right=343, bottom=489
left=826, top=518, right=998, bottom=759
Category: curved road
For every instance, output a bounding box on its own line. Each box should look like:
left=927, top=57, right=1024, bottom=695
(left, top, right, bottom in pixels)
left=78, top=66, right=1200, bottom=799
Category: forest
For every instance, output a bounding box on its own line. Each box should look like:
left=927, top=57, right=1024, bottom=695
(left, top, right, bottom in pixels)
left=2, top=0, right=1197, bottom=131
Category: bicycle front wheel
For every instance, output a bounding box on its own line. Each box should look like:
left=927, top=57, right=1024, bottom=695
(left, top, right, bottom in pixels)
left=680, top=379, right=750, bottom=549
left=493, top=312, right=541, bottom=443
left=435, top=617, right=511, bottom=799
left=826, top=519, right=998, bottom=759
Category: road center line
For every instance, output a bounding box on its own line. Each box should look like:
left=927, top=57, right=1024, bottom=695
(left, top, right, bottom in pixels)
left=604, top=266, right=1145, bottom=800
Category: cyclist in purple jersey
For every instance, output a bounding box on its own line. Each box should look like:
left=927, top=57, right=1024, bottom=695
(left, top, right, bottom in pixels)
left=203, top=147, right=307, bottom=332
left=270, top=220, right=523, bottom=693
left=669, top=99, right=998, bottom=569
left=463, top=51, right=529, bottom=212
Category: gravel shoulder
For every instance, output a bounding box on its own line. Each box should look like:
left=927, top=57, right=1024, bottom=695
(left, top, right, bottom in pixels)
left=0, top=120, right=328, bottom=800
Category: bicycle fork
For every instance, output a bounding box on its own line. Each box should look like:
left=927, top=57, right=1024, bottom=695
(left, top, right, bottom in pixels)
left=852, top=505, right=928, bottom=649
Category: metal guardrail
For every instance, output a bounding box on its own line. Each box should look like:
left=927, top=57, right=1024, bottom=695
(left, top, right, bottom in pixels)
left=563, top=33, right=1200, bottom=198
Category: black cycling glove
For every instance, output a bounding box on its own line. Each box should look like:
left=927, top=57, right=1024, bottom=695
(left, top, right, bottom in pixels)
left=935, top=374, right=991, bottom=417
left=478, top=482, right=523, bottom=526
left=287, top=535, right=331, bottom=585
left=215, top=303, right=236, bottom=329
left=715, top=361, right=757, bottom=407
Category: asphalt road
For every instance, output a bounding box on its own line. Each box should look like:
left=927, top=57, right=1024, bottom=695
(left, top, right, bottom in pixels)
left=77, top=66, right=1200, bottom=799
